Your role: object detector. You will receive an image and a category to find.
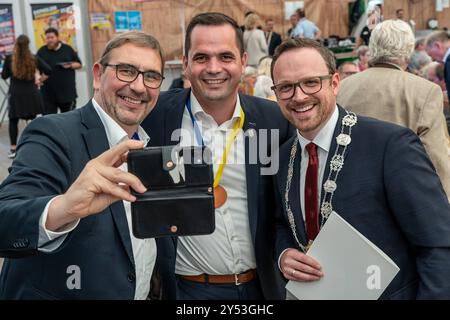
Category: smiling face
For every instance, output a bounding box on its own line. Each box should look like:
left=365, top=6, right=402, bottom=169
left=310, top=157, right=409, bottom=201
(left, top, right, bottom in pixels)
left=93, top=43, right=162, bottom=135
left=183, top=24, right=247, bottom=110
left=272, top=48, right=339, bottom=140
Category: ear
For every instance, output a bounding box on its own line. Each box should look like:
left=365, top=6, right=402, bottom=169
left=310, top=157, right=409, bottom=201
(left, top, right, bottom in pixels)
left=92, top=62, right=103, bottom=91
left=241, top=52, right=248, bottom=74
left=182, top=55, right=188, bottom=74
left=331, top=72, right=340, bottom=96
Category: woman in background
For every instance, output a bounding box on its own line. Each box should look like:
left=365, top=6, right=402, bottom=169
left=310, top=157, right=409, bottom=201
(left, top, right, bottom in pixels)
left=243, top=13, right=268, bottom=68
left=1, top=34, right=51, bottom=159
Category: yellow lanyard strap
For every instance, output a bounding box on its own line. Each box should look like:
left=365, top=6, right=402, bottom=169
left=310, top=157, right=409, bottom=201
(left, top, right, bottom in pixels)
left=213, top=108, right=245, bottom=188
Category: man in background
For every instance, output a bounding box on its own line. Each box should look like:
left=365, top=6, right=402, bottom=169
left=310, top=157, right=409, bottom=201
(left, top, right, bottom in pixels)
left=264, top=18, right=282, bottom=56
left=337, top=61, right=359, bottom=80
left=338, top=20, right=450, bottom=200
left=37, top=28, right=82, bottom=114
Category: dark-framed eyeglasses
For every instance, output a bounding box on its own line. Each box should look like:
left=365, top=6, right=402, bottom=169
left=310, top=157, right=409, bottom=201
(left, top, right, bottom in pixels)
left=271, top=74, right=333, bottom=100
left=104, top=63, right=164, bottom=89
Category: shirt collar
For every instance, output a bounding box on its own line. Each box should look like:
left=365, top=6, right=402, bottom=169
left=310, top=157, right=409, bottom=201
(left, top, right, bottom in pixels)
left=92, top=98, right=150, bottom=147
left=443, top=47, right=450, bottom=64
left=297, top=105, right=339, bottom=153
left=189, top=91, right=243, bottom=124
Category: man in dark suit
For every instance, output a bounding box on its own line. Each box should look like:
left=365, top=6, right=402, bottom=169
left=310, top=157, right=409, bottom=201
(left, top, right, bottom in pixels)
left=265, top=18, right=282, bottom=56
left=142, top=12, right=292, bottom=300
left=426, top=30, right=450, bottom=105
left=0, top=31, right=165, bottom=299
left=270, top=38, right=450, bottom=299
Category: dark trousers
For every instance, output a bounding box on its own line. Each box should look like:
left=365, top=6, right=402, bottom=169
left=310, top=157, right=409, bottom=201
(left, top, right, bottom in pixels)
left=43, top=98, right=75, bottom=115
left=176, top=276, right=264, bottom=300
left=8, top=118, right=19, bottom=146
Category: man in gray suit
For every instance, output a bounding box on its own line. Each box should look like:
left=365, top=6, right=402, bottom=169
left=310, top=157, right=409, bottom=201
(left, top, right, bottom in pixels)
left=337, top=19, right=450, bottom=201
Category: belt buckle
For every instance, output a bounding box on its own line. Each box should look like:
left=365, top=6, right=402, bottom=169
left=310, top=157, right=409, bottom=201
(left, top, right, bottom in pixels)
left=234, top=274, right=241, bottom=286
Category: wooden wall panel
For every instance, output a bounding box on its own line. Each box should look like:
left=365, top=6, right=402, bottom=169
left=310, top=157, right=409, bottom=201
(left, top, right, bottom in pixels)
left=88, top=0, right=450, bottom=64
left=383, top=0, right=449, bottom=31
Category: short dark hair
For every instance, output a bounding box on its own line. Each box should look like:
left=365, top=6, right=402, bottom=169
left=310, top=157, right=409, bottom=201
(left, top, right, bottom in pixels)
left=184, top=12, right=244, bottom=57
left=45, top=27, right=59, bottom=37
left=296, top=8, right=306, bottom=18
left=271, top=38, right=336, bottom=80
left=98, top=31, right=165, bottom=75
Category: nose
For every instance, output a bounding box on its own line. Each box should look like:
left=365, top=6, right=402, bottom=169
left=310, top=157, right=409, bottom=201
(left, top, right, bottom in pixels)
left=129, top=73, right=147, bottom=93
left=291, top=83, right=309, bottom=101
left=205, top=57, right=221, bottom=74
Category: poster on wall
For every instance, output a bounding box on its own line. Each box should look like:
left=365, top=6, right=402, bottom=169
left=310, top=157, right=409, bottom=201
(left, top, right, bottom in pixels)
left=114, top=11, right=142, bottom=32
left=90, top=13, right=112, bottom=30
left=31, top=3, right=77, bottom=50
left=0, top=3, right=15, bottom=71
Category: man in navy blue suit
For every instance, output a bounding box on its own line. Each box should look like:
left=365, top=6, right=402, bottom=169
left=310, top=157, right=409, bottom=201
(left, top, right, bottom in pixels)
left=142, top=12, right=292, bottom=300
left=270, top=38, right=450, bottom=299
left=0, top=32, right=165, bottom=299
left=426, top=30, right=450, bottom=106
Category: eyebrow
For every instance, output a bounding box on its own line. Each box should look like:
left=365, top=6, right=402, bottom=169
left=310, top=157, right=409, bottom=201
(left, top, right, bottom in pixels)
left=114, top=63, right=162, bottom=74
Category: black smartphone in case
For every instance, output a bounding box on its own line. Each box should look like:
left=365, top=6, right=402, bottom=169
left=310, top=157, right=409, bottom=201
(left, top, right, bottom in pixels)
left=127, top=145, right=215, bottom=238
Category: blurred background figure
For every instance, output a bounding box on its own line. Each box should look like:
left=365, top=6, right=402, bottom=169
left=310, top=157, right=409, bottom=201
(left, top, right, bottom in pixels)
left=254, top=56, right=275, bottom=100
left=290, top=8, right=321, bottom=40
left=1, top=35, right=51, bottom=159
left=356, top=4, right=381, bottom=48
left=338, top=61, right=359, bottom=79
left=338, top=19, right=450, bottom=200
left=395, top=8, right=415, bottom=33
left=421, top=61, right=449, bottom=134
left=408, top=38, right=432, bottom=75
left=287, top=13, right=299, bottom=38
left=356, top=45, right=370, bottom=71
left=243, top=13, right=268, bottom=68
left=264, top=18, right=281, bottom=57
left=239, top=66, right=258, bottom=96
left=425, top=31, right=450, bottom=109
left=36, top=28, right=82, bottom=115
left=169, top=72, right=191, bottom=90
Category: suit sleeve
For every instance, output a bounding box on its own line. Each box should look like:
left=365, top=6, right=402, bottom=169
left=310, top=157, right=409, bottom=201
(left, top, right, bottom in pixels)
left=0, top=116, right=73, bottom=258
left=415, top=84, right=450, bottom=201
left=383, top=128, right=450, bottom=299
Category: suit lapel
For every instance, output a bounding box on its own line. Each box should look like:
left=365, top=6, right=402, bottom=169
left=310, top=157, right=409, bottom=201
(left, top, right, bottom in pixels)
left=80, top=102, right=135, bottom=266
left=241, top=97, right=259, bottom=243
left=164, top=89, right=190, bottom=146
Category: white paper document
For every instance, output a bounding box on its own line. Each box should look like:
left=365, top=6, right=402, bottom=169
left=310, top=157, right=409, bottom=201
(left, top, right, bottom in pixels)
left=286, top=211, right=400, bottom=300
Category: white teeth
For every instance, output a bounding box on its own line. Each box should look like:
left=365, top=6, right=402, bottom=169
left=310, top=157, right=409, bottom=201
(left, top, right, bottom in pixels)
left=294, top=104, right=315, bottom=112
left=205, top=79, right=225, bottom=84
left=121, top=96, right=141, bottom=104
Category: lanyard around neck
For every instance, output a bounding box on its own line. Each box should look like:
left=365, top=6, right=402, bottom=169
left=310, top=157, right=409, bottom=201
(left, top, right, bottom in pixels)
left=185, top=96, right=245, bottom=188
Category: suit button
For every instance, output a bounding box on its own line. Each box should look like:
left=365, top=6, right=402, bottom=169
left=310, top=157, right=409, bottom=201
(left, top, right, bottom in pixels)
left=127, top=273, right=136, bottom=283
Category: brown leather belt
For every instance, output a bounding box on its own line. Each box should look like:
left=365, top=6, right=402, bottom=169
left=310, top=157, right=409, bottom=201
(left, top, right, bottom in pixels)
left=179, top=269, right=257, bottom=285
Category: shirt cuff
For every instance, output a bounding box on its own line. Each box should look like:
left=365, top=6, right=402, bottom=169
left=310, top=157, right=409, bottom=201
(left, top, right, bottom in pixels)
left=38, top=195, right=80, bottom=252
left=278, top=248, right=291, bottom=273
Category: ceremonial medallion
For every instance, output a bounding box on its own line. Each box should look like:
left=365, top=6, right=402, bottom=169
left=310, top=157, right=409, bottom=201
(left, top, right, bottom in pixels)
left=214, top=185, right=227, bottom=208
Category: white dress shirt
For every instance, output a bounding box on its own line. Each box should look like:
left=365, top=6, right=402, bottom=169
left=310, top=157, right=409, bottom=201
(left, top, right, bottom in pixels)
left=175, top=92, right=256, bottom=276
left=297, top=106, right=339, bottom=222
left=38, top=98, right=156, bottom=300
